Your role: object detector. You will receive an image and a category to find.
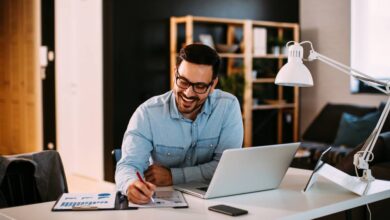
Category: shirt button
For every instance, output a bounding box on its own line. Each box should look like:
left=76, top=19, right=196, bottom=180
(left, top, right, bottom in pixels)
left=167, top=152, right=171, bottom=156
left=192, top=142, right=196, bottom=145
left=210, top=144, right=213, bottom=147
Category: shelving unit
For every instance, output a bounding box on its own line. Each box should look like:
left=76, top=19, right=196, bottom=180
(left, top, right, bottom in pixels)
left=170, top=15, right=300, bottom=147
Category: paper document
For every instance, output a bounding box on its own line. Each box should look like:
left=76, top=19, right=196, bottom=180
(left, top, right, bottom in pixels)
left=53, top=192, right=116, bottom=210
left=317, top=164, right=390, bottom=196
left=128, top=190, right=188, bottom=208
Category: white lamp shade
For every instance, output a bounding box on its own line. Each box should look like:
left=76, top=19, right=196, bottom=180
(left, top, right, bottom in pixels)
left=275, top=43, right=314, bottom=87
left=275, top=61, right=314, bottom=87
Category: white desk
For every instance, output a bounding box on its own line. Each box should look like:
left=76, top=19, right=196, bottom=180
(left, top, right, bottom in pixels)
left=1, top=168, right=389, bottom=220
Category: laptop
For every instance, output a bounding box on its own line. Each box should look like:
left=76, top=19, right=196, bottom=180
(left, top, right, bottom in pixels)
left=173, top=142, right=300, bottom=199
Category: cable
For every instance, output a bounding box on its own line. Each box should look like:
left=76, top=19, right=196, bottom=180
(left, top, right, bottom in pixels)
left=354, top=162, right=372, bottom=220
left=366, top=204, right=372, bottom=220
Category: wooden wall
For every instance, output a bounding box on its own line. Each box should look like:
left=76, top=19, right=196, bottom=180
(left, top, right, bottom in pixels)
left=0, top=0, right=42, bottom=154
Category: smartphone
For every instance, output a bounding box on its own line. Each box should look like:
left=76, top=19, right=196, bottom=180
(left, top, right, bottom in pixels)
left=208, top=204, right=248, bottom=216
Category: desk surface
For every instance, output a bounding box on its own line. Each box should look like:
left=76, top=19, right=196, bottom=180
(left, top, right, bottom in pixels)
left=1, top=168, right=389, bottom=220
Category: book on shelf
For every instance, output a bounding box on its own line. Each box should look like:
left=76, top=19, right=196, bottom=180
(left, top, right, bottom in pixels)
left=253, top=28, right=267, bottom=56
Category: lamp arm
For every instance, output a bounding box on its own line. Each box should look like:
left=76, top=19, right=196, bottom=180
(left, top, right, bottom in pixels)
left=308, top=50, right=390, bottom=174
left=360, top=97, right=390, bottom=159
left=309, top=51, right=390, bottom=94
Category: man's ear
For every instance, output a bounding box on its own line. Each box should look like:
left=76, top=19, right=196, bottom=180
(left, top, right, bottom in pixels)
left=210, top=77, right=218, bottom=93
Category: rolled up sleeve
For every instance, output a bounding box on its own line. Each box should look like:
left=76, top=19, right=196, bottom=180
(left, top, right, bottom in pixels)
left=115, top=106, right=153, bottom=195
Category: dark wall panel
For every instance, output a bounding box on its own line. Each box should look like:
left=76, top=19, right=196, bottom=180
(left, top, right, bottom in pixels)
left=104, top=0, right=299, bottom=181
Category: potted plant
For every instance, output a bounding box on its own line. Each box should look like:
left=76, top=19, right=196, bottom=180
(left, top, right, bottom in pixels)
left=279, top=39, right=289, bottom=55
left=218, top=73, right=245, bottom=107
left=269, top=37, right=289, bottom=55
left=268, top=36, right=280, bottom=55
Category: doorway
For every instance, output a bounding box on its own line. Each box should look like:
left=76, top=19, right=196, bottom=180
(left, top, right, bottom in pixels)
left=41, top=0, right=56, bottom=151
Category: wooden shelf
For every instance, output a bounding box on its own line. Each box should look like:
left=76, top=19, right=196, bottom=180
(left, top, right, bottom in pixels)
left=252, top=103, right=295, bottom=110
left=252, top=78, right=276, bottom=83
left=173, top=16, right=298, bottom=28
left=170, top=15, right=300, bottom=147
left=252, top=20, right=298, bottom=29
left=219, top=53, right=245, bottom=58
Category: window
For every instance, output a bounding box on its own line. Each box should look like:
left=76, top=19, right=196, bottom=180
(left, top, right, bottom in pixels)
left=351, top=0, right=390, bottom=93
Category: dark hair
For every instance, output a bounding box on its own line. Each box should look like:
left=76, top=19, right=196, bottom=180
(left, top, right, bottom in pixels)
left=176, top=43, right=220, bottom=79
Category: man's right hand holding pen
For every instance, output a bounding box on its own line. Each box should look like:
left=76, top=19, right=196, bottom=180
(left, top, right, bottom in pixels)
left=126, top=171, right=156, bottom=204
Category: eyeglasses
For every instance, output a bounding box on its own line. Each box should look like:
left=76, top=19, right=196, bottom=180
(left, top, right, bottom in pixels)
left=175, top=70, right=214, bottom=94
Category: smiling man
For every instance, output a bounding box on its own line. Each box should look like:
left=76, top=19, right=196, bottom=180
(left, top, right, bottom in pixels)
left=115, top=44, right=243, bottom=204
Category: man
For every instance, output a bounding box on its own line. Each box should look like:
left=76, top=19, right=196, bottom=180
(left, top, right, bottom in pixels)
left=115, top=43, right=243, bottom=204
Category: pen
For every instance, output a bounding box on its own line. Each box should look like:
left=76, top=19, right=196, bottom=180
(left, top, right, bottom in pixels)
left=136, top=171, right=156, bottom=203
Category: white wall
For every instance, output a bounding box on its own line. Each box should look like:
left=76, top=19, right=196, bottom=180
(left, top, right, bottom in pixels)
left=55, top=0, right=103, bottom=180
left=299, top=0, right=387, bottom=134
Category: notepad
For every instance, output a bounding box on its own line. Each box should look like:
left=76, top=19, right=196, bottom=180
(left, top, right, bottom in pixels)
left=53, top=192, right=116, bottom=210
left=127, top=190, right=188, bottom=208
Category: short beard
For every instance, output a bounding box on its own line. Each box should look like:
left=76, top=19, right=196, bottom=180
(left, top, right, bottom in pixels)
left=176, top=92, right=203, bottom=114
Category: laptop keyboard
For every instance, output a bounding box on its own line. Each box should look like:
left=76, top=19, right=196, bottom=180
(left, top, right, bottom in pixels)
left=197, top=186, right=208, bottom=192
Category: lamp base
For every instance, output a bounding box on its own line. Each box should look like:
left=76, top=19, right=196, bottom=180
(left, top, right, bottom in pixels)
left=361, top=169, right=375, bottom=182
left=303, top=163, right=387, bottom=196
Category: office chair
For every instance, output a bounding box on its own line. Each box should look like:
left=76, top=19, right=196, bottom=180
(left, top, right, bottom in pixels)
left=111, top=148, right=122, bottom=172
left=0, top=159, right=41, bottom=207
left=0, top=150, right=68, bottom=208
left=111, top=149, right=154, bottom=173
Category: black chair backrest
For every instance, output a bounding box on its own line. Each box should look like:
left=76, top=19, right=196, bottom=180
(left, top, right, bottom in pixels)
left=0, top=150, right=68, bottom=208
left=112, top=149, right=122, bottom=172
left=0, top=160, right=41, bottom=208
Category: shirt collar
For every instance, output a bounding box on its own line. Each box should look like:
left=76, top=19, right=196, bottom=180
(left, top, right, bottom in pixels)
left=169, top=90, right=214, bottom=120
left=169, top=91, right=181, bottom=119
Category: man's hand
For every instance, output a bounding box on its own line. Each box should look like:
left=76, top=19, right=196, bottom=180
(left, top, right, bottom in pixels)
left=144, top=164, right=173, bottom=186
left=126, top=180, right=156, bottom=204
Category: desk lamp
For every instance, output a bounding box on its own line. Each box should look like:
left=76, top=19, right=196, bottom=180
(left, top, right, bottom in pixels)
left=275, top=41, right=390, bottom=184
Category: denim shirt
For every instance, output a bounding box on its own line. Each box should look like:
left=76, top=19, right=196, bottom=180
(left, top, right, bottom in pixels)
left=115, top=89, right=243, bottom=195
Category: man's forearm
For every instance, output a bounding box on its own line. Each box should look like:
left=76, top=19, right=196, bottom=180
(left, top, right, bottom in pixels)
left=115, top=163, right=137, bottom=195
left=170, top=159, right=219, bottom=184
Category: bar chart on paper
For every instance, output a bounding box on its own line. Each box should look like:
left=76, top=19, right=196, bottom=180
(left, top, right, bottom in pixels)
left=53, top=192, right=116, bottom=210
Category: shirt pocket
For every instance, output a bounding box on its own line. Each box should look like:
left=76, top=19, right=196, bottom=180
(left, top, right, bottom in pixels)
left=195, top=137, right=219, bottom=164
left=153, top=145, right=185, bottom=167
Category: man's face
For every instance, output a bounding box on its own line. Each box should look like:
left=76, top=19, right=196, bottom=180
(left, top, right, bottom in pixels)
left=174, top=60, right=217, bottom=119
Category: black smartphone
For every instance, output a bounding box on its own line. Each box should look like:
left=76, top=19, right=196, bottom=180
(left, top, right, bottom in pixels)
left=208, top=204, right=248, bottom=216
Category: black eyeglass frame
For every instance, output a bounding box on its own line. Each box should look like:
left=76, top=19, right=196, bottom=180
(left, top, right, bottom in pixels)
left=175, top=70, right=215, bottom=94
